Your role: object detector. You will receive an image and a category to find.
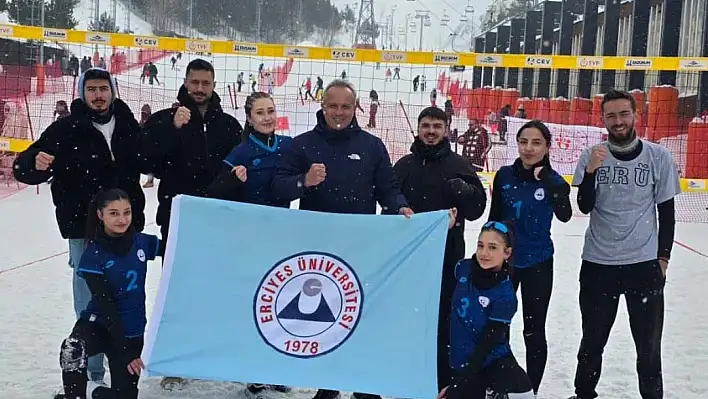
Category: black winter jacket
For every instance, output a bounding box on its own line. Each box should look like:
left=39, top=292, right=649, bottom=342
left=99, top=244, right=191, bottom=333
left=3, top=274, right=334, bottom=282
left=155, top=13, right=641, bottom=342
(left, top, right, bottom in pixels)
left=13, top=98, right=146, bottom=239
left=392, top=137, right=487, bottom=268
left=138, top=85, right=243, bottom=227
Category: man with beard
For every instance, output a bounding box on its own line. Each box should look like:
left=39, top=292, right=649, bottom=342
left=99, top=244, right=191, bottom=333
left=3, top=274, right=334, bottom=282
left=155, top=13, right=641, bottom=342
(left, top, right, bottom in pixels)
left=14, top=68, right=146, bottom=387
left=138, top=59, right=243, bottom=389
left=272, top=79, right=413, bottom=399
left=568, top=89, right=680, bottom=399
left=458, top=119, right=491, bottom=172
left=391, top=106, right=487, bottom=391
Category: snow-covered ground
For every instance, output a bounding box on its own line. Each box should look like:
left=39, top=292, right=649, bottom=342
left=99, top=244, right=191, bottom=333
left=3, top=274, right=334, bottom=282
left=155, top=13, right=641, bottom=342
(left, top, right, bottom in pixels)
left=1, top=185, right=707, bottom=398
left=1, top=49, right=707, bottom=398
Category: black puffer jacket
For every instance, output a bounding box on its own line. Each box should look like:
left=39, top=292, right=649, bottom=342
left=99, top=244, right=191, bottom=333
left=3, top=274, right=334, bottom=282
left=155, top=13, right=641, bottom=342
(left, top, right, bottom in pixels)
left=13, top=98, right=146, bottom=239
left=139, top=86, right=243, bottom=227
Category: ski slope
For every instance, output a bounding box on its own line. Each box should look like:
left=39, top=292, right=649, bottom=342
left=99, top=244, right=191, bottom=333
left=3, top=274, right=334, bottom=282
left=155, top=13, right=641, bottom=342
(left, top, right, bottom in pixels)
left=1, top=52, right=707, bottom=398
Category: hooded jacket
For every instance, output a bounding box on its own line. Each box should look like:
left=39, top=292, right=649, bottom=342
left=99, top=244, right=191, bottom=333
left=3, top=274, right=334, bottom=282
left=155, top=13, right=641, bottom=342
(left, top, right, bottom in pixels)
left=138, top=85, right=243, bottom=227
left=271, top=110, right=407, bottom=214
left=13, top=98, right=146, bottom=239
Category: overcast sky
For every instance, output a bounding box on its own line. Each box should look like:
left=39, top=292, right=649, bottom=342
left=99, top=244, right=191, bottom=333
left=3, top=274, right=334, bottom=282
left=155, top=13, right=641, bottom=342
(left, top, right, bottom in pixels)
left=330, top=0, right=494, bottom=50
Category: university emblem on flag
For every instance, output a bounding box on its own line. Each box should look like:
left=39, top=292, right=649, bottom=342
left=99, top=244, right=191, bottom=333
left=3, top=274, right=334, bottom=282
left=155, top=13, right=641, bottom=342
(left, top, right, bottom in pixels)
left=254, top=252, right=363, bottom=358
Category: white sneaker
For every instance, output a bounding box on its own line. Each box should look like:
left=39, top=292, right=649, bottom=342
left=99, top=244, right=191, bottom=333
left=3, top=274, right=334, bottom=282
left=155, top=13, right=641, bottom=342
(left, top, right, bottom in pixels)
left=86, top=380, right=106, bottom=398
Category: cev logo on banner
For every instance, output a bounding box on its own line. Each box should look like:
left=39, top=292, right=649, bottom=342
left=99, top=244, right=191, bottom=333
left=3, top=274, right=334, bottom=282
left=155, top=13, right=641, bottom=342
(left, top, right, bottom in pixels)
left=381, top=51, right=406, bottom=63
left=86, top=33, right=111, bottom=44
left=475, top=55, right=502, bottom=66
left=233, top=43, right=258, bottom=54
left=0, top=25, right=14, bottom=36
left=43, top=28, right=67, bottom=40
left=186, top=40, right=211, bottom=53
left=679, top=59, right=708, bottom=71
left=331, top=49, right=356, bottom=60
left=525, top=56, right=552, bottom=67
left=134, top=36, right=159, bottom=48
left=285, top=47, right=309, bottom=57
left=577, top=57, right=604, bottom=69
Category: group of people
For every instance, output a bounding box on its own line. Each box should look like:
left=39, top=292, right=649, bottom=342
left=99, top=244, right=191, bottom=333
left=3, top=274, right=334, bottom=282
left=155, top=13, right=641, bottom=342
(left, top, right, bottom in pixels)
left=13, top=55, right=679, bottom=399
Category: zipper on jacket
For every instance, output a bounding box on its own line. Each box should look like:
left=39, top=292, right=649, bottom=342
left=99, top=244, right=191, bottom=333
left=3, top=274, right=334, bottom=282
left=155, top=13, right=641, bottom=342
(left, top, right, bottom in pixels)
left=203, top=122, right=209, bottom=160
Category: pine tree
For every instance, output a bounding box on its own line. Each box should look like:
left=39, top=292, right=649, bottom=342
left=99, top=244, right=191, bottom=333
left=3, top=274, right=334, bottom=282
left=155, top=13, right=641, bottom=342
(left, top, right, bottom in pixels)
left=4, top=0, right=78, bottom=29
left=88, top=11, right=119, bottom=32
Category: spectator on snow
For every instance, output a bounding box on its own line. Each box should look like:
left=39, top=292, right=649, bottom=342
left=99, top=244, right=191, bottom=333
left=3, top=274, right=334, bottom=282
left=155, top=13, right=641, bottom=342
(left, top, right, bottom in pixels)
left=141, top=63, right=149, bottom=84
left=458, top=119, right=491, bottom=172
left=393, top=66, right=400, bottom=79
left=413, top=75, right=420, bottom=92
left=148, top=62, right=159, bottom=85
left=53, top=100, right=70, bottom=121
left=430, top=88, right=438, bottom=107
left=139, top=104, right=155, bottom=189
left=171, top=55, right=177, bottom=70
left=250, top=73, right=257, bottom=92
left=391, top=107, right=486, bottom=390
left=420, top=75, right=427, bottom=91
left=515, top=105, right=527, bottom=119
left=303, top=77, right=315, bottom=101
left=98, top=57, right=107, bottom=69
left=237, top=72, right=245, bottom=92
left=369, top=88, right=379, bottom=102
left=385, top=68, right=392, bottom=82
left=444, top=96, right=455, bottom=129
left=271, top=79, right=413, bottom=399
left=367, top=99, right=378, bottom=129
left=499, top=104, right=512, bottom=142
left=13, top=68, right=147, bottom=386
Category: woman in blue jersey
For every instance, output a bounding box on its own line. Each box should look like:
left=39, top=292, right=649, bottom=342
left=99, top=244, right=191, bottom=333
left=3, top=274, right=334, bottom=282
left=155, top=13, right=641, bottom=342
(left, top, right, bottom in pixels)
left=439, top=221, right=534, bottom=399
left=206, top=92, right=292, bottom=396
left=55, top=189, right=160, bottom=399
left=207, top=91, right=291, bottom=209
left=487, top=120, right=572, bottom=395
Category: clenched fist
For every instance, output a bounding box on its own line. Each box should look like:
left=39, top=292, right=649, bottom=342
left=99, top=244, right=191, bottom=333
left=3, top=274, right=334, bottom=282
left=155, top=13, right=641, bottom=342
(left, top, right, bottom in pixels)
left=35, top=151, right=55, bottom=171
left=304, top=163, right=326, bottom=187
left=173, top=106, right=191, bottom=129
left=586, top=145, right=608, bottom=173
left=232, top=165, right=247, bottom=182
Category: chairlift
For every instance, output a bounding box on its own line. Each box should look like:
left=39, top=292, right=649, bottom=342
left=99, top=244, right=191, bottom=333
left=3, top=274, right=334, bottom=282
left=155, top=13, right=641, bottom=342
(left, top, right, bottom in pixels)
left=465, top=4, right=474, bottom=14
left=459, top=14, right=468, bottom=23
left=409, top=21, right=416, bottom=29
left=398, top=26, right=405, bottom=34
left=424, top=15, right=432, bottom=27
left=441, top=12, right=450, bottom=27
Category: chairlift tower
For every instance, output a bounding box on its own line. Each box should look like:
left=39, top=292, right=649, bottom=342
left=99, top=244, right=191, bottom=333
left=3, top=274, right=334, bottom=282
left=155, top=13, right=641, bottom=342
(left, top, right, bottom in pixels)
left=354, top=0, right=377, bottom=47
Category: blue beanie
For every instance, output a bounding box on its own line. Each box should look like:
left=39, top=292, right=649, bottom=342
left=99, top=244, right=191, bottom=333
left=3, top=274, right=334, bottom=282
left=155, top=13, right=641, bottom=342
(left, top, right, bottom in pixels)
left=78, top=67, right=118, bottom=103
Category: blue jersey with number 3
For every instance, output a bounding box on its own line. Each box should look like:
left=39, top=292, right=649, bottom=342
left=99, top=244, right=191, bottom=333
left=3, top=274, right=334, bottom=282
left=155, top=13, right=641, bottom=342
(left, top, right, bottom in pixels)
left=78, top=233, right=160, bottom=337
left=448, top=258, right=516, bottom=370
left=494, top=165, right=564, bottom=268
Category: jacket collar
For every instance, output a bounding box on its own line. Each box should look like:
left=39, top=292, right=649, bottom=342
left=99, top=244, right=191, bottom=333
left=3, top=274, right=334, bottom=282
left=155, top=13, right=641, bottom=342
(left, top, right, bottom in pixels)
left=312, top=109, right=361, bottom=142
left=410, top=136, right=452, bottom=161
left=176, top=85, right=223, bottom=119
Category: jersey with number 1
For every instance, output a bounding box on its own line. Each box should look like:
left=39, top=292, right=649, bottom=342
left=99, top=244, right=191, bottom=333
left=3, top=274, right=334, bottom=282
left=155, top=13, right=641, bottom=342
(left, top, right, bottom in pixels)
left=78, top=233, right=160, bottom=337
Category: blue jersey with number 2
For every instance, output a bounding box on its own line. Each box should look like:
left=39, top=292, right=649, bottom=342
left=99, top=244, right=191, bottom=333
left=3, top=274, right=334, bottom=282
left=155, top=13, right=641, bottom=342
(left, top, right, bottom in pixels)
left=78, top=233, right=160, bottom=337
left=449, top=258, right=517, bottom=370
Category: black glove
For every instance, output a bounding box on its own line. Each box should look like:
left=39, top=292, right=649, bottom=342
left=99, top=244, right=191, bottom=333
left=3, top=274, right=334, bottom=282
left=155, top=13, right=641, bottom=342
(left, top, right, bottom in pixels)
left=448, top=177, right=472, bottom=198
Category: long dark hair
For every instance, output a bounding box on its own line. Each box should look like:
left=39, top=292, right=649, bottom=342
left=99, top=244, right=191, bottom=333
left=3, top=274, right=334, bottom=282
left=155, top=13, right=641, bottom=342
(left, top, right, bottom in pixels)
left=516, top=119, right=552, bottom=166
left=480, top=220, right=515, bottom=272
left=85, top=188, right=132, bottom=240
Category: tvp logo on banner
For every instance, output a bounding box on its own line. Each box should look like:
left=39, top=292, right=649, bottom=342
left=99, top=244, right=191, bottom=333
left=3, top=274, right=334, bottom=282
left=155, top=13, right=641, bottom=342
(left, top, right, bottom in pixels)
left=143, top=196, right=448, bottom=399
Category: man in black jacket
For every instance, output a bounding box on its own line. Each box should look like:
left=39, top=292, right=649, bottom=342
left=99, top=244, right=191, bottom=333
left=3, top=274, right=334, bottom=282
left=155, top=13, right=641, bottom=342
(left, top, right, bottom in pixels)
left=272, top=79, right=413, bottom=399
left=138, top=59, right=242, bottom=390
left=139, top=58, right=243, bottom=259
left=392, top=106, right=487, bottom=391
left=13, top=67, right=146, bottom=385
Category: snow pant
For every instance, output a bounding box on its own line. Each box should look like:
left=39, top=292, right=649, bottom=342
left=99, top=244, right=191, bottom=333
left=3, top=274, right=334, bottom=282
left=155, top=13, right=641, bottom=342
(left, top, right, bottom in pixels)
left=450, top=355, right=534, bottom=399
left=512, top=257, right=553, bottom=394
left=60, top=319, right=143, bottom=398
left=573, top=259, right=665, bottom=399
left=68, top=238, right=105, bottom=382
